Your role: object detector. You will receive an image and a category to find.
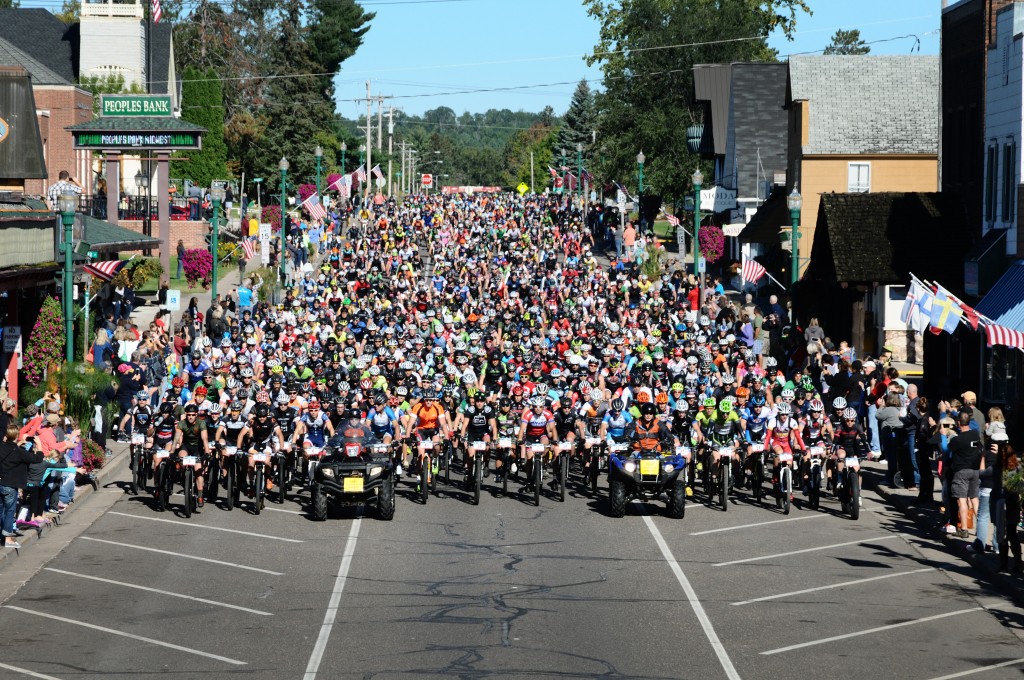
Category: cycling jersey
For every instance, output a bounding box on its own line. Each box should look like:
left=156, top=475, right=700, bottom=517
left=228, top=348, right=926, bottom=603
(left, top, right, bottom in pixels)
left=552, top=408, right=577, bottom=437
left=275, top=406, right=299, bottom=437
left=741, top=406, right=770, bottom=444
left=521, top=409, right=553, bottom=438
left=802, top=416, right=828, bottom=448
left=412, top=402, right=444, bottom=431
left=767, top=416, right=799, bottom=452
left=368, top=406, right=402, bottom=437
left=128, top=405, right=154, bottom=433
left=495, top=412, right=518, bottom=438
left=461, top=404, right=494, bottom=438
left=603, top=410, right=633, bottom=440
left=301, top=411, right=331, bottom=447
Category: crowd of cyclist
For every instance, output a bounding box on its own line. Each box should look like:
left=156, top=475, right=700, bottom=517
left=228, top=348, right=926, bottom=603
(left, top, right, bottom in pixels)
left=109, top=189, right=876, bottom=516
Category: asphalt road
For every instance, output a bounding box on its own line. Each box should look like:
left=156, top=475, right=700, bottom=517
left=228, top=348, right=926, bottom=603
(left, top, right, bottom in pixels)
left=3, top=458, right=1024, bottom=680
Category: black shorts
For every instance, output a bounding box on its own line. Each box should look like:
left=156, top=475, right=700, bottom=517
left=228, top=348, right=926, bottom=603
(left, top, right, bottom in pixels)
left=179, top=443, right=207, bottom=461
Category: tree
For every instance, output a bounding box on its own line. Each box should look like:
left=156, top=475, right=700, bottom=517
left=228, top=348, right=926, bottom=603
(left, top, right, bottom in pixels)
left=556, top=79, right=597, bottom=166
left=823, top=29, right=870, bottom=55
left=0, top=0, right=19, bottom=8
left=177, top=66, right=228, bottom=188
left=583, top=0, right=810, bottom=202
left=77, top=74, right=146, bottom=115
left=55, top=0, right=77, bottom=24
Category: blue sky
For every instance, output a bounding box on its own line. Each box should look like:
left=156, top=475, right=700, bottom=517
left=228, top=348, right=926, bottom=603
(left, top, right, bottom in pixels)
left=338, top=0, right=941, bottom=118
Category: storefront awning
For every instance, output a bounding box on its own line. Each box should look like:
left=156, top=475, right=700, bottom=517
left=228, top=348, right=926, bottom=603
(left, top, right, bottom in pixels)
left=976, top=261, right=1024, bottom=332
left=81, top=213, right=160, bottom=252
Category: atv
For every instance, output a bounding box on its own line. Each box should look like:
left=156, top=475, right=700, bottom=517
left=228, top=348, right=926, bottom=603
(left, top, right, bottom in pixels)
left=607, top=445, right=688, bottom=519
left=310, top=434, right=395, bottom=521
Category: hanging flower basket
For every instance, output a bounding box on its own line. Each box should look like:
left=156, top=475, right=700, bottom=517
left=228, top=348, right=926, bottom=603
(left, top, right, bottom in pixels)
left=698, top=224, right=725, bottom=263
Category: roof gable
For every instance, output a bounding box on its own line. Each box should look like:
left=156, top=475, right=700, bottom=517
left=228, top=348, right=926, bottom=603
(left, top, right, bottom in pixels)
left=805, top=192, right=969, bottom=285
left=0, top=37, right=69, bottom=85
left=788, top=55, right=939, bottom=156
left=0, top=9, right=75, bottom=84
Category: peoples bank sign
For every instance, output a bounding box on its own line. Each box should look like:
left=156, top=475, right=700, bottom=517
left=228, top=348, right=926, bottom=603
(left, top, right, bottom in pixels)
left=100, top=95, right=173, bottom=117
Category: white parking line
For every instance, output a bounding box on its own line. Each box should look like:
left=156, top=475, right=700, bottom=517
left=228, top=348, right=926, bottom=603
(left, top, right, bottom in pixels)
left=303, top=518, right=362, bottom=680
left=714, top=535, right=899, bottom=566
left=3, top=606, right=246, bottom=665
left=44, top=568, right=273, bottom=616
left=0, top=661, right=64, bottom=680
left=641, top=513, right=741, bottom=680
left=79, top=537, right=284, bottom=575
left=927, top=656, right=1024, bottom=679
left=107, top=511, right=303, bottom=543
left=731, top=568, right=934, bottom=605
left=691, top=514, right=827, bottom=536
left=761, top=607, right=984, bottom=655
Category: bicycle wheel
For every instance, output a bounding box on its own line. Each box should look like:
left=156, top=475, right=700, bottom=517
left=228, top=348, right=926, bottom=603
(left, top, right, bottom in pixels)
left=589, top=451, right=600, bottom=493
left=502, top=454, right=509, bottom=496
left=753, top=458, right=764, bottom=504
left=130, top=447, right=141, bottom=496
left=443, top=443, right=451, bottom=485
left=781, top=466, right=791, bottom=515
left=720, top=460, right=729, bottom=512
left=183, top=468, right=194, bottom=518
left=849, top=471, right=861, bottom=521
left=225, top=460, right=236, bottom=511
left=809, top=463, right=820, bottom=510
left=254, top=467, right=264, bottom=515
left=420, top=459, right=429, bottom=504
left=473, top=455, right=482, bottom=506
left=275, top=458, right=286, bottom=504
left=533, top=456, right=541, bottom=507
left=559, top=454, right=567, bottom=502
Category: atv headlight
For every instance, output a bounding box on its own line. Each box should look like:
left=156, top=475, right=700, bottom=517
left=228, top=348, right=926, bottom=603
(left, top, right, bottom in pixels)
left=368, top=465, right=383, bottom=477
left=663, top=463, right=675, bottom=474
left=624, top=461, right=637, bottom=473
left=321, top=468, right=335, bottom=478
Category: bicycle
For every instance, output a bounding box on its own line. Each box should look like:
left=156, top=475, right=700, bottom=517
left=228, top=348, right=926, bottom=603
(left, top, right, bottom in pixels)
left=129, top=433, right=149, bottom=496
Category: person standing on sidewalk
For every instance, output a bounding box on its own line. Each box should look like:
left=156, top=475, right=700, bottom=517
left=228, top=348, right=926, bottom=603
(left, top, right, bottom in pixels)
left=972, top=417, right=1005, bottom=554
left=914, top=396, right=937, bottom=504
left=995, top=431, right=1022, bottom=573
left=176, top=239, right=186, bottom=280
left=0, top=426, right=43, bottom=549
left=943, top=411, right=983, bottom=540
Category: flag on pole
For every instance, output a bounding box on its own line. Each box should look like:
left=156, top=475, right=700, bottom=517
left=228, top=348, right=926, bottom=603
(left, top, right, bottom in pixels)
left=929, top=286, right=963, bottom=334
left=84, top=260, right=128, bottom=282
left=900, top=280, right=931, bottom=333
left=241, top=237, right=257, bottom=261
left=151, top=0, right=162, bottom=23
left=741, top=258, right=767, bottom=285
left=986, top=323, right=1024, bottom=351
left=300, top=194, right=327, bottom=221
left=371, top=165, right=384, bottom=180
left=356, top=166, right=367, bottom=183
left=665, top=214, right=680, bottom=228
left=581, top=169, right=594, bottom=186
left=548, top=167, right=558, bottom=178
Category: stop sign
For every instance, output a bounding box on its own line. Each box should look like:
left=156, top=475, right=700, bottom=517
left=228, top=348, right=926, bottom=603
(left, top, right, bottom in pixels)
left=421, top=173, right=433, bottom=187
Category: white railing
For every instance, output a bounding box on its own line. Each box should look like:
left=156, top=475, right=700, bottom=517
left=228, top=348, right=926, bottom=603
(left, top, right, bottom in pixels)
left=81, top=1, right=143, bottom=18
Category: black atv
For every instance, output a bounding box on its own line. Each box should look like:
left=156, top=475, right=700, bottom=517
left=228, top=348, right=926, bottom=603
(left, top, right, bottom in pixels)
left=310, top=434, right=395, bottom=521
left=607, top=444, right=688, bottom=519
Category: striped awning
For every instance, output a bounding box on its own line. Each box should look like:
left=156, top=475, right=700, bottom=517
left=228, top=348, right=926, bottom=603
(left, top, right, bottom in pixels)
left=976, top=261, right=1024, bottom=332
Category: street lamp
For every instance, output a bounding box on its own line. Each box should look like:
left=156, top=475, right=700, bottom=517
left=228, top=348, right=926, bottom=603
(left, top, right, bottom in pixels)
left=637, top=151, right=645, bottom=228
left=279, top=157, right=289, bottom=284
left=58, top=191, right=78, bottom=363
left=210, top=184, right=225, bottom=298
left=314, top=144, right=323, bottom=204
left=692, top=167, right=703, bottom=303
left=787, top=187, right=803, bottom=285
left=340, top=141, right=347, bottom=175
left=576, top=142, right=583, bottom=199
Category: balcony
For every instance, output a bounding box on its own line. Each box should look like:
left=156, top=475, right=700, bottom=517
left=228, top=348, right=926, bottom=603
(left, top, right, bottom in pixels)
left=81, top=0, right=144, bottom=19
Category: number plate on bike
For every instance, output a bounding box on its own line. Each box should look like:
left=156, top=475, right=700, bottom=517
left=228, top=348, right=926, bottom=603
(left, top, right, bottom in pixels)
left=343, top=476, right=364, bottom=493
left=557, top=442, right=572, bottom=451
left=778, top=453, right=793, bottom=462
left=472, top=442, right=486, bottom=451
left=676, top=446, right=690, bottom=457
left=131, top=434, right=145, bottom=445
left=181, top=456, right=198, bottom=466
left=155, top=451, right=169, bottom=459
left=530, top=443, right=545, bottom=453
left=252, top=453, right=269, bottom=463
left=421, top=441, right=434, bottom=450
left=845, top=457, right=859, bottom=468
left=639, top=459, right=660, bottom=475
left=224, top=447, right=237, bottom=456
left=718, top=448, right=733, bottom=457
left=586, top=437, right=601, bottom=446
left=750, top=443, right=764, bottom=453
left=809, top=446, right=825, bottom=456
left=307, top=448, right=323, bottom=458
left=498, top=437, right=512, bottom=448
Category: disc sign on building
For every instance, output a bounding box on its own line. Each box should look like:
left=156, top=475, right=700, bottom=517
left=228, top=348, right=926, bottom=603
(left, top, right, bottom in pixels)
left=67, top=94, right=206, bottom=276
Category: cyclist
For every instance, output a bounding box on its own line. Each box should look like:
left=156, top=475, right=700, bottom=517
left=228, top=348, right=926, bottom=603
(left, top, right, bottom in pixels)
left=236, top=404, right=285, bottom=497
left=766, top=402, right=802, bottom=507
left=407, top=391, right=452, bottom=486
left=517, top=396, right=556, bottom=492
left=493, top=397, right=519, bottom=483
left=456, top=392, right=497, bottom=487
left=172, top=404, right=210, bottom=508
left=800, top=398, right=833, bottom=494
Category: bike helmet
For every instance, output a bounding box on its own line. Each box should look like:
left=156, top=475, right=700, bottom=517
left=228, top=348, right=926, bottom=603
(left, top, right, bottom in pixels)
left=374, top=394, right=387, bottom=406
left=674, top=401, right=688, bottom=413
left=499, top=397, right=512, bottom=408
left=559, top=396, right=571, bottom=408
left=842, top=407, right=858, bottom=420
left=160, top=402, right=175, bottom=415
left=135, top=390, right=148, bottom=400
left=230, top=400, right=244, bottom=411
left=240, top=367, right=255, bottom=378
left=635, top=391, right=651, bottom=403
left=530, top=396, right=546, bottom=408
left=780, top=389, right=795, bottom=402
left=809, top=399, right=824, bottom=413
left=308, top=400, right=320, bottom=409
left=589, top=388, right=603, bottom=402
left=611, top=398, right=624, bottom=411
left=718, top=400, right=732, bottom=414
left=655, top=392, right=668, bottom=405
left=171, top=376, right=185, bottom=388
left=209, top=403, right=223, bottom=415
left=832, top=397, right=848, bottom=410
left=184, top=404, right=199, bottom=414
left=702, top=397, right=716, bottom=409
left=751, top=393, right=766, bottom=406
left=640, top=402, right=657, bottom=416
left=254, top=404, right=271, bottom=418
left=764, top=356, right=778, bottom=368
left=776, top=403, right=792, bottom=416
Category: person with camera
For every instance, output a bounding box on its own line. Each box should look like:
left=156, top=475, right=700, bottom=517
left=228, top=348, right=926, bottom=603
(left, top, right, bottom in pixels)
left=940, top=411, right=983, bottom=540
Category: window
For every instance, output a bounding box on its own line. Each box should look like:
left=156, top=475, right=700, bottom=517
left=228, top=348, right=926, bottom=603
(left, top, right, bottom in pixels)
left=986, top=144, right=998, bottom=223
left=1003, top=141, right=1016, bottom=223
left=848, top=163, right=870, bottom=193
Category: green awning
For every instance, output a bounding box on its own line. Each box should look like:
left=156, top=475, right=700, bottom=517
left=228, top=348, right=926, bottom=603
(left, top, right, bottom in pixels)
left=82, top=214, right=160, bottom=252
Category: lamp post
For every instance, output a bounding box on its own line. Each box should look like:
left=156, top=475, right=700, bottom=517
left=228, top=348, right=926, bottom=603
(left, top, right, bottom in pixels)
left=210, top=184, right=225, bottom=298
left=692, top=168, right=703, bottom=304
left=58, top=192, right=77, bottom=363
left=279, top=157, right=289, bottom=284
left=788, top=188, right=803, bottom=285
left=637, top=151, right=645, bottom=229
left=135, top=170, right=151, bottom=255
left=340, top=141, right=347, bottom=175
left=314, top=144, right=323, bottom=205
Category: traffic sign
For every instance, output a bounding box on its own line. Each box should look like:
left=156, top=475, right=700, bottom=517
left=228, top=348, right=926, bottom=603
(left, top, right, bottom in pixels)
left=421, top=174, right=433, bottom=187
left=517, top=182, right=529, bottom=195
left=3, top=326, right=21, bottom=353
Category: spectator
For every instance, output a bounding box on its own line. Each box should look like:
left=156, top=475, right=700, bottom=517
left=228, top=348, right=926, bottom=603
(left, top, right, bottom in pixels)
left=995, top=433, right=1021, bottom=574
left=0, top=425, right=42, bottom=548
left=176, top=240, right=186, bottom=279
left=92, top=328, right=114, bottom=371
left=237, top=279, right=255, bottom=316
left=915, top=395, right=936, bottom=504
left=974, top=416, right=1007, bottom=555
left=46, top=170, right=83, bottom=210
left=876, top=392, right=909, bottom=488
left=622, top=222, right=636, bottom=262
left=943, top=411, right=983, bottom=540
left=962, top=391, right=986, bottom=446
left=804, top=317, right=825, bottom=355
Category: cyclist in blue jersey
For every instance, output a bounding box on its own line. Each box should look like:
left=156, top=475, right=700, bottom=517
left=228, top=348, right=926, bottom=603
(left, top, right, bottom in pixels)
left=602, top=398, right=634, bottom=444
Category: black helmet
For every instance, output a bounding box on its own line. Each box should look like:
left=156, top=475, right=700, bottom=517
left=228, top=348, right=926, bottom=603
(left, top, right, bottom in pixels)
left=559, top=396, right=571, bottom=409
left=640, top=402, right=657, bottom=417
left=160, top=402, right=175, bottom=415
left=184, top=403, right=199, bottom=414
left=254, top=404, right=271, bottom=418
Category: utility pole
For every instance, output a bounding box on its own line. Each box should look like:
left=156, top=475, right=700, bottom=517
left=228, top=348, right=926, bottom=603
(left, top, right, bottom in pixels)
left=387, top=106, right=394, bottom=196
left=376, top=96, right=383, bottom=152
left=530, top=151, right=535, bottom=194
left=364, top=81, right=373, bottom=202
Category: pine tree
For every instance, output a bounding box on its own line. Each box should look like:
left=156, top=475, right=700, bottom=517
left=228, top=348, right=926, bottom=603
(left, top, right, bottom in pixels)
left=823, top=29, right=870, bottom=56
left=556, top=79, right=597, bottom=169
left=177, top=66, right=228, bottom=188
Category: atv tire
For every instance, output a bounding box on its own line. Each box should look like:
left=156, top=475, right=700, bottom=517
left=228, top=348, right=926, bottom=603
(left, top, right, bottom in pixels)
left=609, top=479, right=627, bottom=518
left=377, top=478, right=395, bottom=520
left=667, top=481, right=686, bottom=519
left=311, top=483, right=328, bottom=521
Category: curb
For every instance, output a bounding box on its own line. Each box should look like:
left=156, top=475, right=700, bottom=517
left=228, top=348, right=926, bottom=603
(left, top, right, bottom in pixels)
left=861, top=463, right=1024, bottom=604
left=0, top=443, right=128, bottom=565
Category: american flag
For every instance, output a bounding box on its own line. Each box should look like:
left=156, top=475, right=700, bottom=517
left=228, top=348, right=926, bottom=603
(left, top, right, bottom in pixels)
left=84, top=259, right=127, bottom=282
left=986, top=323, right=1024, bottom=351
left=356, top=166, right=367, bottom=183
left=371, top=165, right=384, bottom=180
left=300, top=194, right=327, bottom=221
left=151, top=0, right=162, bottom=23
left=548, top=167, right=558, bottom=178
left=741, top=258, right=767, bottom=285
left=241, top=237, right=257, bottom=261
left=665, top=214, right=680, bottom=227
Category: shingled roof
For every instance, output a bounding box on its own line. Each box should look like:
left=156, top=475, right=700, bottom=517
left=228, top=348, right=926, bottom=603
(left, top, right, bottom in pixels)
left=0, top=37, right=68, bottom=85
left=0, top=9, right=75, bottom=85
left=788, top=55, right=939, bottom=156
left=803, top=192, right=969, bottom=285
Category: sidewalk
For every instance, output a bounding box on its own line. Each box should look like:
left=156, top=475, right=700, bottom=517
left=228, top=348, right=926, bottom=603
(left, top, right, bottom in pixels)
left=860, top=461, right=1024, bottom=603
left=129, top=266, right=245, bottom=330
left=0, top=441, right=129, bottom=565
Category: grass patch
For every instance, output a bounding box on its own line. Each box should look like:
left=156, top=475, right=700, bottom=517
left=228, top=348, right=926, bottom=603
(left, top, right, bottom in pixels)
left=123, top=255, right=237, bottom=295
